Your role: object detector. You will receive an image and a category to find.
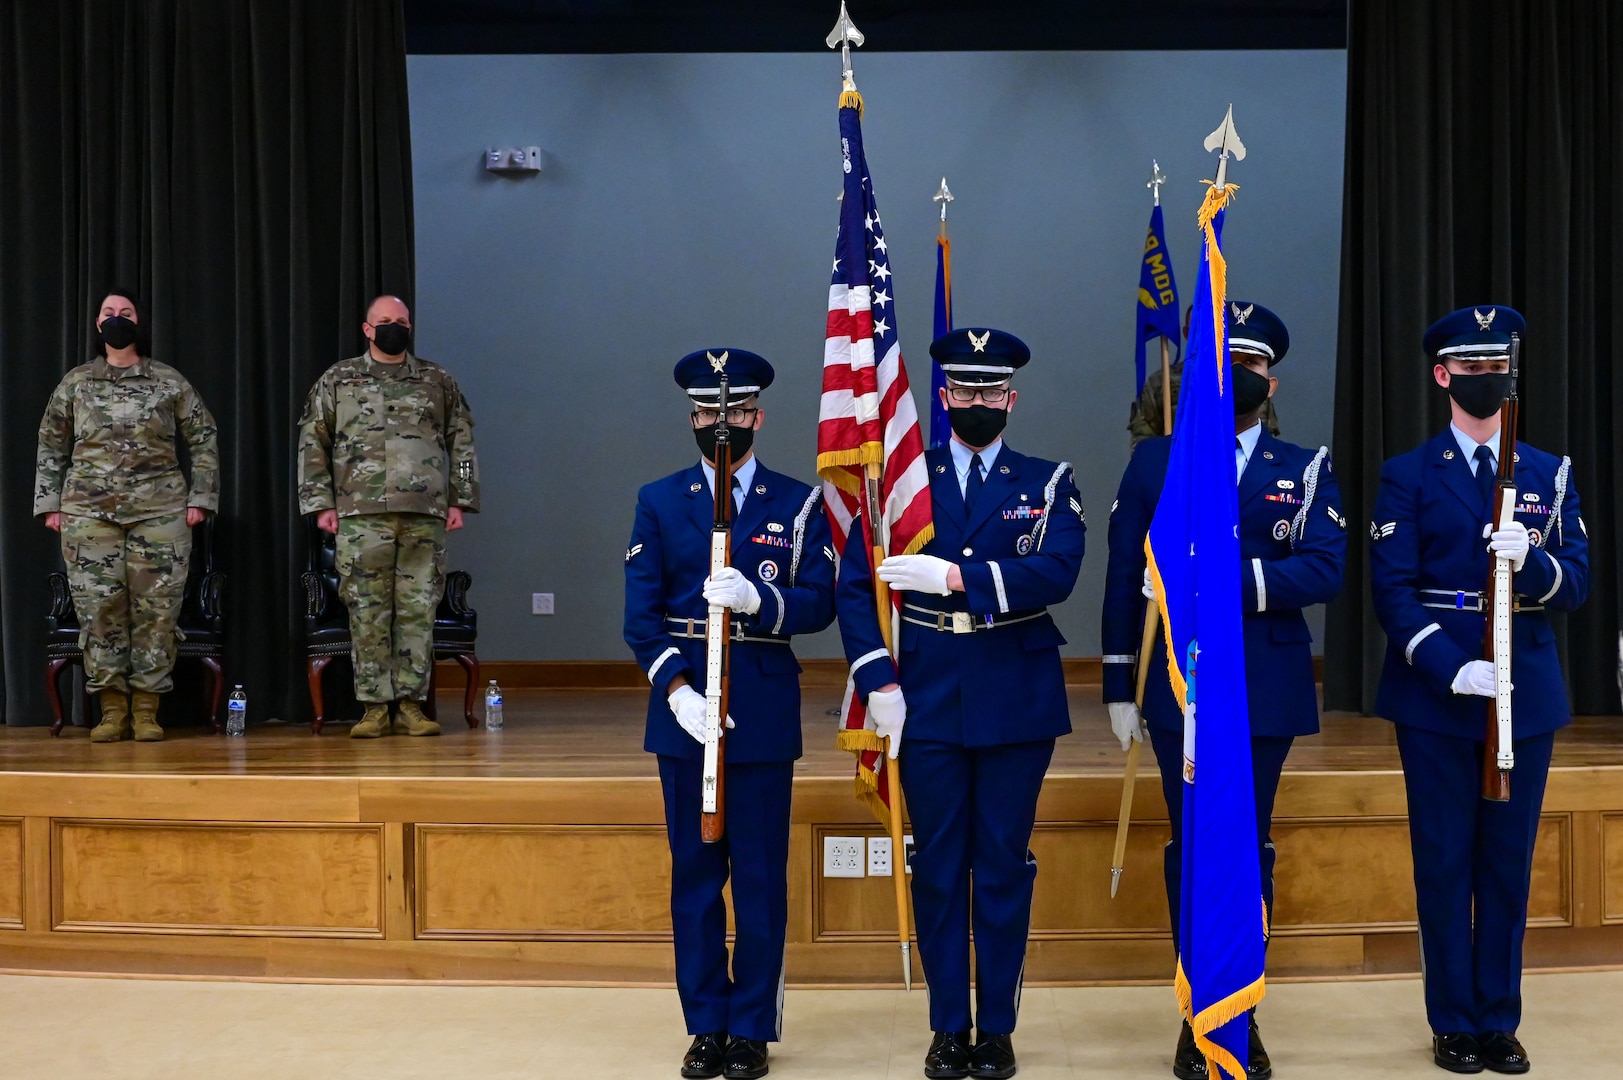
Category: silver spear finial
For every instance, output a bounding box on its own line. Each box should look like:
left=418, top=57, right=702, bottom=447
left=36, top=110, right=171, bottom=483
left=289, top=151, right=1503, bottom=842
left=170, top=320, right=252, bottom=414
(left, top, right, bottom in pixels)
left=933, top=177, right=954, bottom=223
left=1146, top=160, right=1167, bottom=207
left=1203, top=105, right=1247, bottom=190
left=826, top=2, right=866, bottom=93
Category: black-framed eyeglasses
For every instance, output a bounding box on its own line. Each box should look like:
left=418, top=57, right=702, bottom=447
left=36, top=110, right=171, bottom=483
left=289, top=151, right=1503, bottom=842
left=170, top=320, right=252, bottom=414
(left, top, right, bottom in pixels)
left=946, top=386, right=1009, bottom=404
left=692, top=407, right=758, bottom=427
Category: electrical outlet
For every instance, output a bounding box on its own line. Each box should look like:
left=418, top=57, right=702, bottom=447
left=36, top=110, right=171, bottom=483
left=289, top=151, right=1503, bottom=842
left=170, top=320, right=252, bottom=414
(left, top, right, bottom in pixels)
left=531, top=592, right=554, bottom=615
left=867, top=836, right=892, bottom=877
left=822, top=836, right=865, bottom=878
left=903, top=834, right=915, bottom=874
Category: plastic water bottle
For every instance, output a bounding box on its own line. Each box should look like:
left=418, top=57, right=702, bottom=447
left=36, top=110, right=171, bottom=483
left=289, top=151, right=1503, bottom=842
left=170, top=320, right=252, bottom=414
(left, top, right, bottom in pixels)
left=226, top=685, right=247, bottom=737
left=484, top=680, right=504, bottom=731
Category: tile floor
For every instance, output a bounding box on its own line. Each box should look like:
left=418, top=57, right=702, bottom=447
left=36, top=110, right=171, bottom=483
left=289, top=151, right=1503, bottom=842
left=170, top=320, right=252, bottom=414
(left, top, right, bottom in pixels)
left=1, top=970, right=1619, bottom=1078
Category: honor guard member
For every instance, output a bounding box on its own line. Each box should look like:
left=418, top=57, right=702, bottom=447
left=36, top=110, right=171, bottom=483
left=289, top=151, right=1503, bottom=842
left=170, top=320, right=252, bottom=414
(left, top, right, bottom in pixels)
left=1102, top=302, right=1345, bottom=1080
left=1130, top=306, right=1280, bottom=447
left=34, top=289, right=220, bottom=741
left=623, top=349, right=836, bottom=1080
left=297, top=295, right=480, bottom=737
left=1370, top=306, right=1587, bottom=1075
left=838, top=329, right=1085, bottom=1080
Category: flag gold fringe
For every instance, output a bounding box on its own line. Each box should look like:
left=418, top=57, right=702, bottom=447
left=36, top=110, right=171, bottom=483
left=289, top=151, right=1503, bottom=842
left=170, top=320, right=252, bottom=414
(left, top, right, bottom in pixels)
left=1195, top=183, right=1238, bottom=397
left=1144, top=542, right=1186, bottom=710
left=818, top=445, right=884, bottom=494
left=837, top=728, right=891, bottom=826
left=1176, top=958, right=1266, bottom=1080
left=839, top=89, right=865, bottom=115
left=897, top=523, right=934, bottom=557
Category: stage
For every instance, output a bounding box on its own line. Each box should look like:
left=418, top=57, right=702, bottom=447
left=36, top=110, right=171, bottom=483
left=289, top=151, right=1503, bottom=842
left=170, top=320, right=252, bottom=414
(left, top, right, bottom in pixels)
left=0, top=681, right=1621, bottom=986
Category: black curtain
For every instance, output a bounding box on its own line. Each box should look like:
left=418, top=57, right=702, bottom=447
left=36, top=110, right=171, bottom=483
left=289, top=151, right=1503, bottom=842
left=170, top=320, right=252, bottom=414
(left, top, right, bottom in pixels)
left=1326, top=0, right=1623, bottom=715
left=0, top=1, right=414, bottom=725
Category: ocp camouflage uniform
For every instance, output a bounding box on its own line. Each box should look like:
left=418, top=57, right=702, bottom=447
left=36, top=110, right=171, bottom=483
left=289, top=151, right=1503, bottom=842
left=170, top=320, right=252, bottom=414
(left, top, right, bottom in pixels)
left=34, top=356, right=219, bottom=693
left=296, top=351, right=479, bottom=703
left=1129, top=361, right=1280, bottom=445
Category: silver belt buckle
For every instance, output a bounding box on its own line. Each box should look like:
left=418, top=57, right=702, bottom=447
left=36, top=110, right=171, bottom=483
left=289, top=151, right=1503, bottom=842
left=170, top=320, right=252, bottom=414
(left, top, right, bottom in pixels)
left=951, top=612, right=974, bottom=635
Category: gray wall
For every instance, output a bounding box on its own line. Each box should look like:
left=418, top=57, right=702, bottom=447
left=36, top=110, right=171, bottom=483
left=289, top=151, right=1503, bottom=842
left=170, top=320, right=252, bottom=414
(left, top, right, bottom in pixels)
left=408, top=49, right=1347, bottom=661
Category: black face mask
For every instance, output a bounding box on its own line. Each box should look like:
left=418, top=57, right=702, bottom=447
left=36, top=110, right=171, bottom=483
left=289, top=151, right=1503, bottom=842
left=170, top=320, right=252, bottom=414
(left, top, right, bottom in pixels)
left=99, top=315, right=138, bottom=351
left=947, top=404, right=1008, bottom=447
left=1447, top=372, right=1514, bottom=420
left=694, top=423, right=755, bottom=465
left=371, top=322, right=412, bottom=356
left=1232, top=365, right=1273, bottom=416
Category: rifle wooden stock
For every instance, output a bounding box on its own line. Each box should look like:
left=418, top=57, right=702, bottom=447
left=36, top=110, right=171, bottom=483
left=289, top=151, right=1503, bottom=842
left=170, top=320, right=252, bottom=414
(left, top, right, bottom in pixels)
left=1481, top=336, right=1520, bottom=803
left=701, top=379, right=734, bottom=843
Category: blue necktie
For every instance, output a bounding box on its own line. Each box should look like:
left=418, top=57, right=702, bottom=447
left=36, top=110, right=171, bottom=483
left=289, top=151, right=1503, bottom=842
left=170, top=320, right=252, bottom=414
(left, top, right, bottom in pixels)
left=1474, top=445, right=1496, bottom=512
left=732, top=475, right=744, bottom=515
left=964, top=453, right=985, bottom=516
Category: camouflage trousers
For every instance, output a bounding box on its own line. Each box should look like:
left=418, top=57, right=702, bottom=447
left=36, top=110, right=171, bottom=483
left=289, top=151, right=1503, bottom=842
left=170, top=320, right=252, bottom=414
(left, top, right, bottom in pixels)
left=60, top=511, right=191, bottom=694
left=336, top=512, right=447, bottom=704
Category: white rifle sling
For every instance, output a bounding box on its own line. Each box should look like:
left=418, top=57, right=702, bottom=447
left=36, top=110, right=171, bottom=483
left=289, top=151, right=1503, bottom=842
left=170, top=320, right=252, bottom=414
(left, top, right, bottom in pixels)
left=1492, top=486, right=1517, bottom=772
left=702, top=529, right=727, bottom=813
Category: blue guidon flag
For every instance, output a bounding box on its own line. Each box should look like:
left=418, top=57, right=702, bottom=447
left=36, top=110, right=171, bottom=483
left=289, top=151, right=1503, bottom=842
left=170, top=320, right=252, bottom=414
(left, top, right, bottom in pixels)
left=1145, top=182, right=1265, bottom=1080
left=1135, top=201, right=1181, bottom=393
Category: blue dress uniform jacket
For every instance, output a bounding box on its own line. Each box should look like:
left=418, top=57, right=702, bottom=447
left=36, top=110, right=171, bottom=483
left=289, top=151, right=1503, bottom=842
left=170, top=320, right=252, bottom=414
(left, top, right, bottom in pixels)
left=836, top=442, right=1084, bottom=1036
left=1371, top=433, right=1588, bottom=738
left=622, top=458, right=835, bottom=1044
left=838, top=444, right=1085, bottom=747
left=1370, top=431, right=1587, bottom=1038
left=625, top=461, right=837, bottom=763
left=1101, top=430, right=1347, bottom=736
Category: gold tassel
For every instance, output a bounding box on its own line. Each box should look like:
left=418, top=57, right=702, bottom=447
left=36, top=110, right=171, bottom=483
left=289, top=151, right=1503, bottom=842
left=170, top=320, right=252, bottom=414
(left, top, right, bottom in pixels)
left=839, top=89, right=865, bottom=115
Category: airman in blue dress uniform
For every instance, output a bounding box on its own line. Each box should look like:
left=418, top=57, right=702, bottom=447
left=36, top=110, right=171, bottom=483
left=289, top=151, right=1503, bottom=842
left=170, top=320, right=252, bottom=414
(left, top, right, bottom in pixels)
left=837, top=328, right=1085, bottom=1080
left=1101, top=302, right=1346, bottom=1080
left=1370, top=306, right=1588, bottom=1075
left=623, top=349, right=837, bottom=1080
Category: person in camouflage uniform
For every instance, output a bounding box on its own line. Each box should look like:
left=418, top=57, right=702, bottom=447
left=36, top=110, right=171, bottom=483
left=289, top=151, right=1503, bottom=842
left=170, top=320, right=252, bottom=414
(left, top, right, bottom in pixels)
left=297, top=295, right=480, bottom=738
left=34, top=290, right=219, bottom=743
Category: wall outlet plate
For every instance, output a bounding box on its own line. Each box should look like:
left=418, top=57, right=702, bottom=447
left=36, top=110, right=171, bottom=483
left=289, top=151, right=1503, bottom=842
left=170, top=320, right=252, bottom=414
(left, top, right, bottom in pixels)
left=532, top=593, right=554, bottom=615
left=822, top=836, right=864, bottom=878
left=867, top=836, right=892, bottom=877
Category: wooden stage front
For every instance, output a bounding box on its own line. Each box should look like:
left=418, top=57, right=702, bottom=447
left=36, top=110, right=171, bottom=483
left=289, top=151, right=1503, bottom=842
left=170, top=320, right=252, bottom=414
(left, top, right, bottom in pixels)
left=1, top=682, right=1621, bottom=987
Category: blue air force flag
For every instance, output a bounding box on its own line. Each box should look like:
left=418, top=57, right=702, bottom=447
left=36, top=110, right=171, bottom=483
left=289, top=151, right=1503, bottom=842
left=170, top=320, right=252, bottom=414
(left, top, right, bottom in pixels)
left=1135, top=203, right=1181, bottom=393
left=1145, top=186, right=1264, bottom=1080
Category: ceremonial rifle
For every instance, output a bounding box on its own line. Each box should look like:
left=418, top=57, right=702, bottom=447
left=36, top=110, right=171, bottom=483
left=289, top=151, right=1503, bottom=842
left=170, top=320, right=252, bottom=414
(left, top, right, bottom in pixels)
left=701, top=371, right=733, bottom=842
left=1481, top=333, right=1520, bottom=803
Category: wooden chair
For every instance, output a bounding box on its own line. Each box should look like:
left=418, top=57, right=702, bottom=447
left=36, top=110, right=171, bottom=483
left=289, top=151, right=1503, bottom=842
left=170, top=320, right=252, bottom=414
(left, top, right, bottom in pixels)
left=299, top=521, right=480, bottom=733
left=46, top=517, right=226, bottom=735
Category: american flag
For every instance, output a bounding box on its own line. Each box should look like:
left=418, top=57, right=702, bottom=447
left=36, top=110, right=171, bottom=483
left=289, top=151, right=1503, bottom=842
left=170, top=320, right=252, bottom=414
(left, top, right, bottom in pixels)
left=818, top=100, right=934, bottom=816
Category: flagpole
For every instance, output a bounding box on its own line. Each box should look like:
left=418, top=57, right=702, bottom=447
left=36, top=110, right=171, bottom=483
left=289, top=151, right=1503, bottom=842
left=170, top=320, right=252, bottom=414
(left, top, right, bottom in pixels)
left=1112, top=161, right=1173, bottom=899
left=832, top=2, right=912, bottom=991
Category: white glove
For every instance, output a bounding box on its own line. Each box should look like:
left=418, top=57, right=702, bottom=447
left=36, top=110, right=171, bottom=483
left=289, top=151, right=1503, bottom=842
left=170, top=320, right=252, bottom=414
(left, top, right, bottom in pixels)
left=1108, top=701, right=1145, bottom=752
left=1142, top=568, right=1156, bottom=600
left=867, top=686, right=906, bottom=759
left=702, top=566, right=762, bottom=615
left=877, top=554, right=954, bottom=596
left=1490, top=521, right=1530, bottom=572
left=1451, top=660, right=1510, bottom=698
left=668, top=685, right=734, bottom=744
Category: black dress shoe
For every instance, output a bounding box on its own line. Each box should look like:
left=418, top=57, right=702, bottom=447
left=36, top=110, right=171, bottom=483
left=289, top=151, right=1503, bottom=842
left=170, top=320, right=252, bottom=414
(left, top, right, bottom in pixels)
left=723, top=1036, right=769, bottom=1079
left=970, top=1033, right=1017, bottom=1079
left=1174, top=1020, right=1209, bottom=1080
left=924, top=1031, right=974, bottom=1079
left=1247, top=1014, right=1272, bottom=1079
left=1478, top=1032, right=1530, bottom=1074
left=681, top=1032, right=727, bottom=1079
left=1434, top=1033, right=1486, bottom=1074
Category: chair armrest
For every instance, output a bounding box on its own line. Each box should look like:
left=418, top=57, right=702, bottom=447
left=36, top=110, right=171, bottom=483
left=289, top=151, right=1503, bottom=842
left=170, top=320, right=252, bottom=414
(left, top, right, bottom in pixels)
left=443, top=570, right=475, bottom=618
left=200, top=572, right=227, bottom=620
left=301, top=571, right=328, bottom=619
left=48, top=572, right=74, bottom=619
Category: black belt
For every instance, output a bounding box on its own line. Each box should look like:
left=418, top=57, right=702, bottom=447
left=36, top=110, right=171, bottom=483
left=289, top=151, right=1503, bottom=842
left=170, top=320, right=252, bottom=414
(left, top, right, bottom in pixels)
left=665, top=616, right=791, bottom=645
left=900, top=604, right=1048, bottom=635
left=1417, top=589, right=1544, bottom=614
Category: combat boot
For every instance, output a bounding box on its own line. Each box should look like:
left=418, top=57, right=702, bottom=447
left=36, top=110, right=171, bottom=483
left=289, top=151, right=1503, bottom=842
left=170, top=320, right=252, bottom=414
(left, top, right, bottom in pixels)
left=90, top=690, right=131, bottom=743
left=131, top=691, right=164, bottom=742
left=394, top=700, right=441, bottom=737
left=350, top=704, right=392, bottom=739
